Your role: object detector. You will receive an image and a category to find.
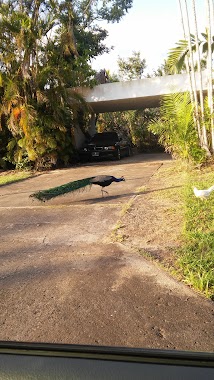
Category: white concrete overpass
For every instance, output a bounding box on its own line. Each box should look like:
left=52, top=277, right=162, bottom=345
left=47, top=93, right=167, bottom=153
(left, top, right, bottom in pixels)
left=76, top=71, right=209, bottom=113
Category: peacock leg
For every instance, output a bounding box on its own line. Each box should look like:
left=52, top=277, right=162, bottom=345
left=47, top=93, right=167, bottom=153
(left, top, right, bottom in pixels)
left=101, top=189, right=108, bottom=197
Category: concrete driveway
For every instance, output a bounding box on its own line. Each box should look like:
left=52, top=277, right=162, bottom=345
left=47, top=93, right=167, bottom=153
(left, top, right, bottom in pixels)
left=0, top=153, right=213, bottom=351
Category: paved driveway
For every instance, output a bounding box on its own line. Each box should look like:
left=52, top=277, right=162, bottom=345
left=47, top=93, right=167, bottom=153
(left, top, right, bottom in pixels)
left=0, top=154, right=213, bottom=351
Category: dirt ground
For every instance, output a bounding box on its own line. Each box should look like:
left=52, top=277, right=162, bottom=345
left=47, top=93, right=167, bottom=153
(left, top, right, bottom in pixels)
left=0, top=153, right=213, bottom=351
left=114, top=158, right=186, bottom=264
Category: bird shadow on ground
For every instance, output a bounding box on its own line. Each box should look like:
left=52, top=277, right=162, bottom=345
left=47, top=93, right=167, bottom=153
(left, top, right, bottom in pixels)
left=142, top=185, right=182, bottom=194
left=0, top=184, right=182, bottom=205
left=73, top=192, right=137, bottom=204
left=72, top=185, right=182, bottom=205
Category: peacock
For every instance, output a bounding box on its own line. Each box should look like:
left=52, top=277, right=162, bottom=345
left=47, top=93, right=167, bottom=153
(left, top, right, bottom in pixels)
left=30, top=175, right=125, bottom=202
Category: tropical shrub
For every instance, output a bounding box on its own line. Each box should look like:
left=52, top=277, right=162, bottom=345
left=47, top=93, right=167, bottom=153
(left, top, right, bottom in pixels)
left=149, top=92, right=207, bottom=163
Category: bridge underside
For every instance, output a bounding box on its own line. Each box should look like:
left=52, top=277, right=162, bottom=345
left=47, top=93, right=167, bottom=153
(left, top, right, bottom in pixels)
left=87, top=95, right=161, bottom=113
left=74, top=72, right=209, bottom=114
left=87, top=91, right=208, bottom=113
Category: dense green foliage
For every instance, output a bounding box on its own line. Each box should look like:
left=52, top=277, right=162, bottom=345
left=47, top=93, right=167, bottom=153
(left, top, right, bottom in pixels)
left=97, top=108, right=160, bottom=152
left=148, top=92, right=207, bottom=163
left=178, top=171, right=214, bottom=298
left=0, top=0, right=133, bottom=169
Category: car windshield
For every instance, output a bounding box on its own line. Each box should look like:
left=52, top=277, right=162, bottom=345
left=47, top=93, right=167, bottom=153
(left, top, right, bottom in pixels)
left=90, top=133, right=119, bottom=144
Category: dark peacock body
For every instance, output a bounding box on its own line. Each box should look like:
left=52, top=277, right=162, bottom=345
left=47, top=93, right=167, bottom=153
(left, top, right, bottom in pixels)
left=30, top=175, right=125, bottom=202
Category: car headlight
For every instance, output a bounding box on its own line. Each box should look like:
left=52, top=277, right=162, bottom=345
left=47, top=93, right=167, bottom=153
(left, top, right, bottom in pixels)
left=83, top=148, right=88, bottom=152
left=104, top=146, right=115, bottom=150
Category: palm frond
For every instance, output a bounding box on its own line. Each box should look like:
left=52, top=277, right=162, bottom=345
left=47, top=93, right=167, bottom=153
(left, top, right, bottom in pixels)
left=167, top=39, right=189, bottom=73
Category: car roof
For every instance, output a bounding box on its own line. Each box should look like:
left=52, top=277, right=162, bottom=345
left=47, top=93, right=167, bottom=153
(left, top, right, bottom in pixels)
left=90, top=132, right=119, bottom=143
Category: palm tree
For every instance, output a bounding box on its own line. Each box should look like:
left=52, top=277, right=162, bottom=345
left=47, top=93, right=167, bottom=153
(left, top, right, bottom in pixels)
left=167, top=32, right=213, bottom=73
left=168, top=0, right=213, bottom=156
left=183, top=0, right=204, bottom=149
left=178, top=0, right=202, bottom=145
left=191, top=0, right=210, bottom=154
left=206, top=0, right=214, bottom=152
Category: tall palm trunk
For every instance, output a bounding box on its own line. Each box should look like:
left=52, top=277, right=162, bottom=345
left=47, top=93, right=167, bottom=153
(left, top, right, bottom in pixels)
left=178, top=0, right=200, bottom=140
left=192, top=0, right=210, bottom=155
left=183, top=0, right=203, bottom=146
left=206, top=0, right=214, bottom=152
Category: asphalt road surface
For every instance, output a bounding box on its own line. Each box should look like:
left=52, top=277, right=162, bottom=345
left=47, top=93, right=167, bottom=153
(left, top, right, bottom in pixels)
left=0, top=153, right=213, bottom=351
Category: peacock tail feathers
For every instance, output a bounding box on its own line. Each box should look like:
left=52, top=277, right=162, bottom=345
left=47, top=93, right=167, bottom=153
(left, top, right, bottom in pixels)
left=30, top=177, right=94, bottom=202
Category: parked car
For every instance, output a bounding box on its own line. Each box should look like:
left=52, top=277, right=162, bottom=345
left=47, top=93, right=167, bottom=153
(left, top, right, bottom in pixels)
left=79, top=132, right=132, bottom=162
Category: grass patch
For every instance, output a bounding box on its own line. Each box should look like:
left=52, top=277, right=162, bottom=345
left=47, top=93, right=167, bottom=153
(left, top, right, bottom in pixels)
left=111, top=221, right=126, bottom=242
left=130, top=160, right=213, bottom=299
left=152, top=160, right=189, bottom=183
left=177, top=170, right=214, bottom=298
left=111, top=198, right=136, bottom=242
left=0, top=171, right=32, bottom=186
left=149, top=161, right=188, bottom=203
left=120, top=198, right=134, bottom=217
left=135, top=185, right=147, bottom=193
left=153, top=187, right=183, bottom=202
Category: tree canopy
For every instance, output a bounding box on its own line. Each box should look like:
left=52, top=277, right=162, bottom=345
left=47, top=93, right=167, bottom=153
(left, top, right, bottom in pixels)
left=0, top=0, right=133, bottom=169
left=117, top=51, right=146, bottom=80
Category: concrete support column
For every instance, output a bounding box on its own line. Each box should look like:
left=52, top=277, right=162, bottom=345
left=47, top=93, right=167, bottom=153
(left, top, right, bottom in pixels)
left=73, top=113, right=98, bottom=149
left=73, top=127, right=86, bottom=150
left=88, top=113, right=97, bottom=136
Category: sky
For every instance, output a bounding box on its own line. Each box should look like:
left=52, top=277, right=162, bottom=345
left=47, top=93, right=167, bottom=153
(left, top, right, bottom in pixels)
left=91, top=0, right=208, bottom=76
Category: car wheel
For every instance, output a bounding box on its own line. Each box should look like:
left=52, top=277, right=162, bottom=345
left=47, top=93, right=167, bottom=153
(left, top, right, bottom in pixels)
left=115, top=148, right=121, bottom=160
left=126, top=146, right=132, bottom=157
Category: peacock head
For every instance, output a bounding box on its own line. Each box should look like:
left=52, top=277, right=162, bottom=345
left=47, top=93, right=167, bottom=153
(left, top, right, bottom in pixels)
left=113, top=176, right=125, bottom=182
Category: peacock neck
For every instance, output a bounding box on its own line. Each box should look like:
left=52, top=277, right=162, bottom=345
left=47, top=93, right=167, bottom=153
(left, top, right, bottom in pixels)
left=114, top=177, right=123, bottom=182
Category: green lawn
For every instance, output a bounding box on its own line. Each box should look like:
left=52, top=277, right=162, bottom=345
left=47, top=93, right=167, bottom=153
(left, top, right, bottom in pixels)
left=177, top=168, right=214, bottom=298
left=144, top=161, right=214, bottom=299
left=0, top=172, right=32, bottom=186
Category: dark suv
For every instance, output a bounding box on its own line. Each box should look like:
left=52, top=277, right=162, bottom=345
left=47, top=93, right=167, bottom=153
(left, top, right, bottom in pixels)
left=79, top=132, right=132, bottom=162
